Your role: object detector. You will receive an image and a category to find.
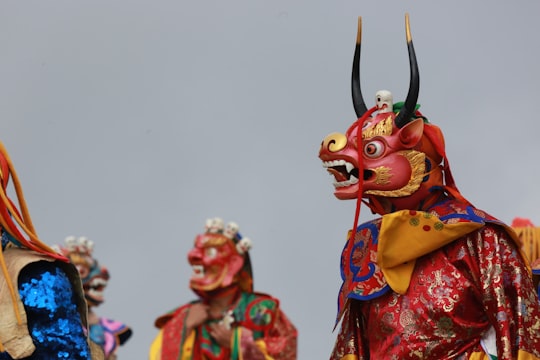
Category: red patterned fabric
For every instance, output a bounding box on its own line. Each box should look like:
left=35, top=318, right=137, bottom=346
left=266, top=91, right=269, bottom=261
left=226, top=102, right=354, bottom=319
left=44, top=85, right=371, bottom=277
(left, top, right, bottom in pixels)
left=331, top=200, right=540, bottom=359
left=157, top=304, right=194, bottom=360
left=263, top=307, right=297, bottom=359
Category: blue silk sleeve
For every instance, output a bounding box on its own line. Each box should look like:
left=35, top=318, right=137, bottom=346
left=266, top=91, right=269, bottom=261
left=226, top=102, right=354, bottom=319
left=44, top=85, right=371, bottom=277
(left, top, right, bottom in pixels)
left=0, top=261, right=91, bottom=360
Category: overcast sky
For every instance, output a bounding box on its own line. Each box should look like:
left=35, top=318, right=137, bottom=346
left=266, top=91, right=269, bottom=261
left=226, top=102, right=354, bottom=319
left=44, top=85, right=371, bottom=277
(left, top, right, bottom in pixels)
left=1, top=1, right=540, bottom=359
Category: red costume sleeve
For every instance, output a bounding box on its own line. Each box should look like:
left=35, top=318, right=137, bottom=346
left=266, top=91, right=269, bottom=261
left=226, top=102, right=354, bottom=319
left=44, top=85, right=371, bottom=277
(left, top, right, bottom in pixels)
left=461, top=225, right=540, bottom=359
left=261, top=308, right=298, bottom=360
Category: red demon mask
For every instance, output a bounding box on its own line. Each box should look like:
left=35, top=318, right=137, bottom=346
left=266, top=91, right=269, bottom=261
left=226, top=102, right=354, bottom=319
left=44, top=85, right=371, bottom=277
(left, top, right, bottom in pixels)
left=188, top=218, right=253, bottom=297
left=319, top=14, right=467, bottom=216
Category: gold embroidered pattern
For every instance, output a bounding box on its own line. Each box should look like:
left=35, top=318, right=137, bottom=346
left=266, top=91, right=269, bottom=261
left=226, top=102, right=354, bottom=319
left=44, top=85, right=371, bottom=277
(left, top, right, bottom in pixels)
left=365, top=150, right=426, bottom=197
left=373, top=167, right=391, bottom=185
left=362, top=116, right=394, bottom=139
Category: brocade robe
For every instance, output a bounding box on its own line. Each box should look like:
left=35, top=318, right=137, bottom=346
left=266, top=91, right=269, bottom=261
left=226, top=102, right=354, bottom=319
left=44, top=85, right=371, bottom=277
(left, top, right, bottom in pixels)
left=331, top=200, right=540, bottom=360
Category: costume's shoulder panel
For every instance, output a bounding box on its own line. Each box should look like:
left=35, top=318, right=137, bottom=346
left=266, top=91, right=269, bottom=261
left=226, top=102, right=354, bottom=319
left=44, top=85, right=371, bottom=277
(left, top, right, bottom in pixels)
left=244, top=292, right=298, bottom=359
left=154, top=302, right=196, bottom=329
left=432, top=200, right=521, bottom=249
left=251, top=291, right=279, bottom=303
left=236, top=292, right=280, bottom=332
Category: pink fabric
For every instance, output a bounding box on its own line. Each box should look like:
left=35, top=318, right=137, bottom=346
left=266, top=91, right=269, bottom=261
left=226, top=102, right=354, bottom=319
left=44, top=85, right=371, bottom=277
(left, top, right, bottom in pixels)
left=100, top=317, right=131, bottom=357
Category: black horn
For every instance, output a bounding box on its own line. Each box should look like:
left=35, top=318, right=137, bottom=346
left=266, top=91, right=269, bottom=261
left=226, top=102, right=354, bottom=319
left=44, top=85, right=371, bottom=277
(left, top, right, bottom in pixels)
left=394, top=13, right=420, bottom=128
left=351, top=16, right=368, bottom=118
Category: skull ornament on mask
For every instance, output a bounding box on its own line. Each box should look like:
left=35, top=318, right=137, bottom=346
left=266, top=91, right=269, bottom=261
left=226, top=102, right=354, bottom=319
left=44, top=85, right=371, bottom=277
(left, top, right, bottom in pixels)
left=318, top=14, right=460, bottom=215
left=188, top=218, right=253, bottom=296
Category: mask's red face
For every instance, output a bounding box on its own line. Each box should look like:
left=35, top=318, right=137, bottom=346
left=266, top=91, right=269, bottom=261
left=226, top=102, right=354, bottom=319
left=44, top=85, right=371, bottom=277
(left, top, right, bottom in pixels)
left=188, top=233, right=244, bottom=293
left=318, top=15, right=452, bottom=214
left=319, top=111, right=444, bottom=212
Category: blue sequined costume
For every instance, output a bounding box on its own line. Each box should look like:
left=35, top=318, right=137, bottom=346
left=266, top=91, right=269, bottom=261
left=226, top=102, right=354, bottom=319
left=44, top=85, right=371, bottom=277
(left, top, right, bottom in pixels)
left=0, top=248, right=92, bottom=360
left=0, top=142, right=100, bottom=359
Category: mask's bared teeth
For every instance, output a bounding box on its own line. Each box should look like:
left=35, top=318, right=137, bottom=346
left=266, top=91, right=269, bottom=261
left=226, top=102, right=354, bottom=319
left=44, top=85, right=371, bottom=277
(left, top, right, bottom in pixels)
left=192, top=265, right=204, bottom=278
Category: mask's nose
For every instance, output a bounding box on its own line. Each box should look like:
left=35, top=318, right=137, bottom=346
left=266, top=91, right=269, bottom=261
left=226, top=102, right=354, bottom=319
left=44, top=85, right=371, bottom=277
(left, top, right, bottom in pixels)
left=187, top=247, right=203, bottom=264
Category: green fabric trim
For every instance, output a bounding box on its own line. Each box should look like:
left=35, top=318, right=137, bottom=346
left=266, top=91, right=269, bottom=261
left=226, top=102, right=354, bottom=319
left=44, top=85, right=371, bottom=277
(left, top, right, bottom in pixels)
left=231, top=327, right=241, bottom=360
left=392, top=101, right=429, bottom=123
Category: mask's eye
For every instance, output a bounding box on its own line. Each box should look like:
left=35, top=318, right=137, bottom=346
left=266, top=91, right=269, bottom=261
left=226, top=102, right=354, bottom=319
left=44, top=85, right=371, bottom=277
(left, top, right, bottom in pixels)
left=205, top=247, right=218, bottom=259
left=364, top=141, right=385, bottom=158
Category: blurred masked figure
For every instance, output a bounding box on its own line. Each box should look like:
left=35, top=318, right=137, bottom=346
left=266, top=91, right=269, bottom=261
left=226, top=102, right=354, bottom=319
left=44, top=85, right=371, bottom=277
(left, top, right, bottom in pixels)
left=149, top=218, right=297, bottom=360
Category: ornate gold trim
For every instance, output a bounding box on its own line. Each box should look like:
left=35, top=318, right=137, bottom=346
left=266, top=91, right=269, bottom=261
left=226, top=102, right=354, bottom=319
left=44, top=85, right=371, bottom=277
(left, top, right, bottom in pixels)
left=365, top=150, right=425, bottom=197
left=362, top=116, right=393, bottom=139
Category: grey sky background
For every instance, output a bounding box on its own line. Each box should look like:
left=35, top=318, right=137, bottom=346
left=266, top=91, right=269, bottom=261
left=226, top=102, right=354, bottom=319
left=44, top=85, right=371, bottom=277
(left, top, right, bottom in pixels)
left=1, top=1, right=540, bottom=359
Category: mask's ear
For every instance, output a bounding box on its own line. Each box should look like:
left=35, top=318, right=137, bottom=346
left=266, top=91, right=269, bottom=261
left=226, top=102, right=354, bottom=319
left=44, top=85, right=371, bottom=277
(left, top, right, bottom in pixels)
left=398, top=118, right=424, bottom=148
